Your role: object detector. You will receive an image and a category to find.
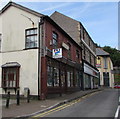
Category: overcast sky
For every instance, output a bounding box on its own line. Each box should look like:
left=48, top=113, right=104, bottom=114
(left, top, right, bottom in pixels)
left=0, top=1, right=118, bottom=49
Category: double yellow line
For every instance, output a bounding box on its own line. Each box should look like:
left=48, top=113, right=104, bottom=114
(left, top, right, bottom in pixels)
left=29, top=91, right=101, bottom=118
left=31, top=100, right=80, bottom=118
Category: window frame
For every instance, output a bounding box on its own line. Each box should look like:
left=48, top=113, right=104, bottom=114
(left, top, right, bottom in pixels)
left=76, top=50, right=80, bottom=60
left=103, top=57, right=108, bottom=69
left=2, top=67, right=20, bottom=89
left=52, top=32, right=58, bottom=48
left=47, top=58, right=60, bottom=87
left=67, top=43, right=71, bottom=59
left=25, top=28, right=38, bottom=49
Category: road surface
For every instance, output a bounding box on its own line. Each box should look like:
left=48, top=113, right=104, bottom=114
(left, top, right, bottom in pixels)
left=32, top=89, right=119, bottom=118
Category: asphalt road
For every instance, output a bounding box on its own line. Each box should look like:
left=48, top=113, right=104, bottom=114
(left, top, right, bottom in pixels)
left=33, top=89, right=119, bottom=118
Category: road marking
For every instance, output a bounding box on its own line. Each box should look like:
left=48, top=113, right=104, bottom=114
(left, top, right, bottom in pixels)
left=32, top=100, right=80, bottom=118
left=34, top=103, right=74, bottom=117
left=30, top=91, right=102, bottom=118
left=115, top=105, right=120, bottom=119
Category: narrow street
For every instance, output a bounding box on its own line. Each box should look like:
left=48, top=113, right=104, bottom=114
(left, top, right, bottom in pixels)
left=32, top=89, right=119, bottom=118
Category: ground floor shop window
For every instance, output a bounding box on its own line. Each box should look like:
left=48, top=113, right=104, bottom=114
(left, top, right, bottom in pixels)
left=67, top=70, right=74, bottom=87
left=84, top=74, right=91, bottom=89
left=2, top=67, right=20, bottom=88
left=47, top=66, right=59, bottom=87
left=75, top=71, right=80, bottom=87
left=47, top=58, right=82, bottom=89
left=61, top=70, right=65, bottom=87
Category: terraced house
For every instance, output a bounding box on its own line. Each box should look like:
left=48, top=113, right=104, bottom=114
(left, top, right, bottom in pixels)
left=0, top=2, right=83, bottom=99
left=51, top=12, right=99, bottom=89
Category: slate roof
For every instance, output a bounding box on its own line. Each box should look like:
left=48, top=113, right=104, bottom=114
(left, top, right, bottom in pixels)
left=50, top=11, right=96, bottom=48
left=96, top=48, right=110, bottom=56
left=51, top=11, right=80, bottom=45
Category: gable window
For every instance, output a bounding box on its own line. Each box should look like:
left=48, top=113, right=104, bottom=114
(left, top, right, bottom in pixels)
left=25, top=28, right=37, bottom=49
left=52, top=32, right=58, bottom=48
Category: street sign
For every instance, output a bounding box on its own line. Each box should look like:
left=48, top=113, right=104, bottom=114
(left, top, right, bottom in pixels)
left=52, top=48, right=62, bottom=58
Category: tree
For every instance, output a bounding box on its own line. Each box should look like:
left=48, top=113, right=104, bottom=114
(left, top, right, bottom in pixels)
left=102, top=46, right=120, bottom=67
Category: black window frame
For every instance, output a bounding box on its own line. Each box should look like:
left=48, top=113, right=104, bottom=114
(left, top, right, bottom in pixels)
left=52, top=32, right=58, bottom=48
left=25, top=28, right=38, bottom=49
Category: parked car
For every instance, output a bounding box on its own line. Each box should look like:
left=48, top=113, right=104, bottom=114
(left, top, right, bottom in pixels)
left=114, top=85, right=120, bottom=89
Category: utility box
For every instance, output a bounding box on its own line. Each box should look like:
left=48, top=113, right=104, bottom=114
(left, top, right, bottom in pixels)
left=24, top=87, right=29, bottom=97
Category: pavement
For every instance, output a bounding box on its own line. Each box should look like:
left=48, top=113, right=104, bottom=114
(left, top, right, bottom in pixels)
left=1, top=88, right=103, bottom=118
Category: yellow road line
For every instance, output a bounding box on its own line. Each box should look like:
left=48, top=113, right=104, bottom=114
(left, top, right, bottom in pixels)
left=32, top=103, right=70, bottom=118
left=33, top=98, right=83, bottom=118
left=32, top=98, right=82, bottom=118
left=30, top=91, right=102, bottom=118
left=33, top=101, right=76, bottom=117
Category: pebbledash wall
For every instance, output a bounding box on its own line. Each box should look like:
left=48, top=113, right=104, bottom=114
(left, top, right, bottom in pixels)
left=0, top=4, right=41, bottom=95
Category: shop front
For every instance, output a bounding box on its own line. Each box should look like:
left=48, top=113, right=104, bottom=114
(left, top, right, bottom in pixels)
left=84, top=62, right=99, bottom=89
left=46, top=57, right=82, bottom=96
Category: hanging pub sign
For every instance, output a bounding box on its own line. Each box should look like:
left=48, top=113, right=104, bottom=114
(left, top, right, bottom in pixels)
left=52, top=48, right=62, bottom=58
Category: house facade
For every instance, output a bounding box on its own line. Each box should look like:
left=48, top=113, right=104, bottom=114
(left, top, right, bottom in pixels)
left=51, top=12, right=99, bottom=90
left=0, top=2, right=83, bottom=99
left=0, top=2, right=43, bottom=96
left=96, top=48, right=114, bottom=88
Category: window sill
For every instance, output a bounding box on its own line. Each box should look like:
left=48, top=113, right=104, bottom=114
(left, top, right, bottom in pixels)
left=2, top=87, right=19, bottom=89
left=23, top=47, right=39, bottom=50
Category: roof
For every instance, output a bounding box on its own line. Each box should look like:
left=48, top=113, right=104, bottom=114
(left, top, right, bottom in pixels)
left=51, top=11, right=80, bottom=45
left=0, top=2, right=82, bottom=50
left=50, top=11, right=95, bottom=46
left=96, top=48, right=110, bottom=56
left=43, top=16, right=82, bottom=49
left=0, top=2, right=44, bottom=17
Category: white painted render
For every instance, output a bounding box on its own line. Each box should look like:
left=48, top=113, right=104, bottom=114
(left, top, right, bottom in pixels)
left=97, top=57, right=114, bottom=88
left=0, top=5, right=41, bottom=95
left=1, top=6, right=40, bottom=52
left=1, top=50, right=38, bottom=95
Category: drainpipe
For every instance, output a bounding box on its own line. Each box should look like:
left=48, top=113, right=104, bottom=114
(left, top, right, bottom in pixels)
left=38, top=17, right=44, bottom=100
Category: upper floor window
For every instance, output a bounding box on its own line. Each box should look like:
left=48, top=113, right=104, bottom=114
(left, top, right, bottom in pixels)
left=0, top=34, right=1, bottom=51
left=76, top=50, right=80, bottom=59
left=25, top=28, right=37, bottom=49
left=52, top=32, right=58, bottom=48
left=67, top=43, right=71, bottom=59
left=103, top=57, right=108, bottom=69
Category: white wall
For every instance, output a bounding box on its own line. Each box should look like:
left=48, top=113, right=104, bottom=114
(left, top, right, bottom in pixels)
left=0, top=5, right=41, bottom=95
left=1, top=49, right=38, bottom=95
left=97, top=57, right=114, bottom=88
left=1, top=6, right=40, bottom=52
